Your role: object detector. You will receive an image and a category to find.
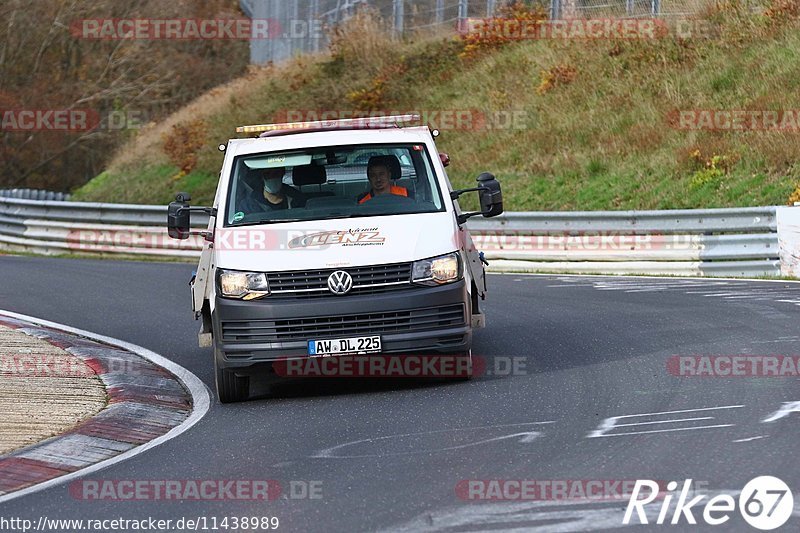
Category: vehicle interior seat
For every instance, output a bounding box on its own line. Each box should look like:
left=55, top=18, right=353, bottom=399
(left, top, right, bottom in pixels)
left=291, top=164, right=334, bottom=202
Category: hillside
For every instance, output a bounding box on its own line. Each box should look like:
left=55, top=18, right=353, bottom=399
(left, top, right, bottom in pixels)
left=74, top=1, right=800, bottom=210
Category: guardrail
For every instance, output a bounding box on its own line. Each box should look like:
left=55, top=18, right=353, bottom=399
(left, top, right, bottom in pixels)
left=0, top=189, right=71, bottom=201
left=1, top=196, right=797, bottom=277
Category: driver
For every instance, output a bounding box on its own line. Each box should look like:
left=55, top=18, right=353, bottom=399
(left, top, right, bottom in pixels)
left=239, top=167, right=306, bottom=212
left=357, top=156, right=412, bottom=204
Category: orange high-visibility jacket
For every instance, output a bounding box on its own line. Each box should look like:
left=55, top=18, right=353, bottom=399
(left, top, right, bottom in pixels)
left=357, top=186, right=409, bottom=204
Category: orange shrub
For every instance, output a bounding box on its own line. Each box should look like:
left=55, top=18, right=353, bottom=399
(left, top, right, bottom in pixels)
left=459, top=1, right=548, bottom=60
left=162, top=119, right=208, bottom=173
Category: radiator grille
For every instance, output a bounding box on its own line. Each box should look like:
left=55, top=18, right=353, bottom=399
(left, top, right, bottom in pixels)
left=221, top=304, right=465, bottom=343
left=266, top=262, right=412, bottom=298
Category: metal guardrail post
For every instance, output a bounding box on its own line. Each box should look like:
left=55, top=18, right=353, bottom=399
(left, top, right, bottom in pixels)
left=393, top=0, right=404, bottom=36
left=550, top=0, right=561, bottom=21
left=435, top=0, right=445, bottom=25
left=458, top=0, right=469, bottom=25
left=310, top=0, right=320, bottom=53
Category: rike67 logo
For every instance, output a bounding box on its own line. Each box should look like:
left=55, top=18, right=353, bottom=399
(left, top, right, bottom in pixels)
left=624, top=476, right=793, bottom=530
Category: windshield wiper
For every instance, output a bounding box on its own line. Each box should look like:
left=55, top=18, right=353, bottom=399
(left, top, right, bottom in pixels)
left=230, top=218, right=305, bottom=227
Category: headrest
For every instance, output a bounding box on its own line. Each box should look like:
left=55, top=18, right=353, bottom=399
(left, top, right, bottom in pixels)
left=368, top=155, right=401, bottom=180
left=292, top=164, right=326, bottom=186
left=240, top=168, right=264, bottom=192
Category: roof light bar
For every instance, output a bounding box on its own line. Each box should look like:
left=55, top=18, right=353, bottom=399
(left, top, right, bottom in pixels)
left=235, top=114, right=421, bottom=134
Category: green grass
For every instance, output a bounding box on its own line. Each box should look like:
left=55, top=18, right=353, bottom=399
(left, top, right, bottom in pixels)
left=77, top=166, right=216, bottom=205
left=74, top=2, right=800, bottom=210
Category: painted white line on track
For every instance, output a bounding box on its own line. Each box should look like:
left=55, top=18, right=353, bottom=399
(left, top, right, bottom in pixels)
left=733, top=436, right=767, bottom=443
left=0, top=309, right=211, bottom=504
left=590, top=424, right=735, bottom=437
left=588, top=405, right=744, bottom=438
left=313, top=421, right=555, bottom=459
left=498, top=272, right=800, bottom=284
left=612, top=416, right=715, bottom=428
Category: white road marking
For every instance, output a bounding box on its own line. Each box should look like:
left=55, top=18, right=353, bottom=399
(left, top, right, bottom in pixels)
left=0, top=310, right=211, bottom=504
left=732, top=436, right=767, bottom=443
left=381, top=490, right=763, bottom=532
left=535, top=273, right=800, bottom=285
left=588, top=405, right=743, bottom=438
left=762, top=401, right=800, bottom=423
left=543, top=276, right=800, bottom=308
left=590, top=424, right=734, bottom=437
left=313, top=421, right=554, bottom=459
left=612, top=416, right=715, bottom=428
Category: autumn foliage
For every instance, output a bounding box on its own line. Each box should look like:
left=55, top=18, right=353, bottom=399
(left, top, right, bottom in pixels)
left=0, top=0, right=248, bottom=192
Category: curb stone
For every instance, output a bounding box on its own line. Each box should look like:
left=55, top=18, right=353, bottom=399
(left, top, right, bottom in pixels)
left=0, top=315, right=193, bottom=497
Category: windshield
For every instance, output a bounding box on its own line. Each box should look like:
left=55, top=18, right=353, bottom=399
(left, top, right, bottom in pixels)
left=224, top=143, right=444, bottom=226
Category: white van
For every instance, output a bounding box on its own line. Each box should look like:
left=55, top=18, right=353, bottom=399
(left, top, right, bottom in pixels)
left=168, top=115, right=503, bottom=402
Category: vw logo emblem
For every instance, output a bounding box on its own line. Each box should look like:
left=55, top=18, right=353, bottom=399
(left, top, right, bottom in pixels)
left=327, top=270, right=353, bottom=295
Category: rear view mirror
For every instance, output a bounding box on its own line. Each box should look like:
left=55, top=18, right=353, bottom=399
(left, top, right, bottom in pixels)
left=477, top=173, right=503, bottom=218
left=167, top=192, right=191, bottom=240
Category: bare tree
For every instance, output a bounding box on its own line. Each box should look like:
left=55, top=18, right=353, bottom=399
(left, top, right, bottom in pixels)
left=0, top=0, right=248, bottom=191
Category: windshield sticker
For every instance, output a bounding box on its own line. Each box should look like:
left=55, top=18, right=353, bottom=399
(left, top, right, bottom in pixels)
left=288, top=228, right=385, bottom=249
left=244, top=154, right=312, bottom=169
left=232, top=211, right=244, bottom=223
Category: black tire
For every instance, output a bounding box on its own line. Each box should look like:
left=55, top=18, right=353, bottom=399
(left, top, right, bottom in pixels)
left=214, top=347, right=250, bottom=403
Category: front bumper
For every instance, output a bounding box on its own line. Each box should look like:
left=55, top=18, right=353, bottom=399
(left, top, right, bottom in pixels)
left=213, top=279, right=472, bottom=369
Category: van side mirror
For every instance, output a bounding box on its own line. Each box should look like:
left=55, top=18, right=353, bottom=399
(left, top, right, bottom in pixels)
left=450, top=172, right=503, bottom=225
left=476, top=172, right=503, bottom=218
left=167, top=192, right=192, bottom=240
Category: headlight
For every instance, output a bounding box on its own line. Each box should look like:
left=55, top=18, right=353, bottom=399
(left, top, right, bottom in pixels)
left=412, top=252, right=461, bottom=286
left=218, top=270, right=269, bottom=300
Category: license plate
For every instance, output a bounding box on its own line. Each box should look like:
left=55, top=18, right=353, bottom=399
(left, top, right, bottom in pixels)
left=308, top=336, right=381, bottom=357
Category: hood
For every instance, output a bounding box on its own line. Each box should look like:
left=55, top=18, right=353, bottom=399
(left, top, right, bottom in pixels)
left=213, top=211, right=459, bottom=271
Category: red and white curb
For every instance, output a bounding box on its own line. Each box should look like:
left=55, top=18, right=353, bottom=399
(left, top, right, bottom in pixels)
left=0, top=310, right=210, bottom=503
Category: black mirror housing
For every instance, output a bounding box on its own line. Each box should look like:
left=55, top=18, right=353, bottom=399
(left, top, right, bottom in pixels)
left=476, top=172, right=503, bottom=218
left=167, top=192, right=192, bottom=240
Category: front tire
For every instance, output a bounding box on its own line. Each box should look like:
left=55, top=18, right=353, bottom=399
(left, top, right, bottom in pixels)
left=214, top=347, right=250, bottom=403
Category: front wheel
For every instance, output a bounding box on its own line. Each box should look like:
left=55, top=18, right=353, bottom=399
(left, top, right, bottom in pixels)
left=214, top=347, right=250, bottom=403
